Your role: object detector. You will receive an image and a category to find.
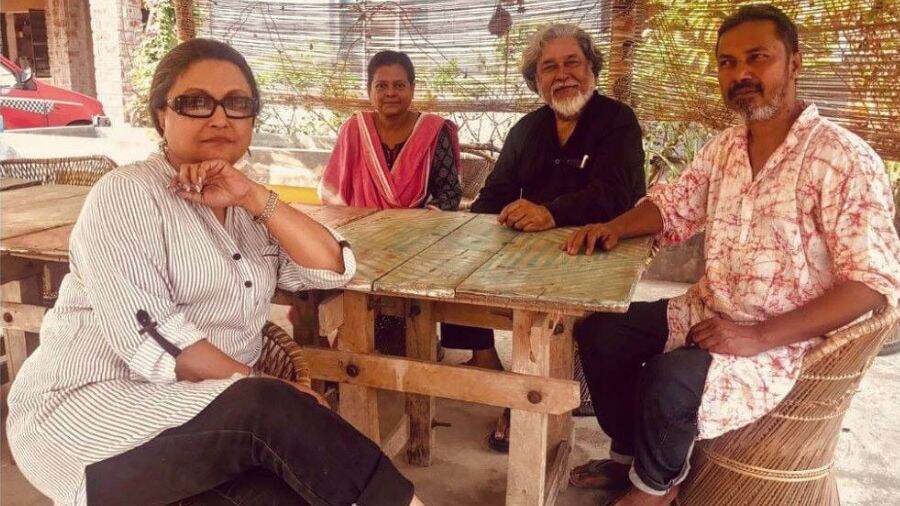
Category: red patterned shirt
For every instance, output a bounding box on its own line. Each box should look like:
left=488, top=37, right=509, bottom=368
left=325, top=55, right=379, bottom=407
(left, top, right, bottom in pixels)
left=647, top=104, right=899, bottom=438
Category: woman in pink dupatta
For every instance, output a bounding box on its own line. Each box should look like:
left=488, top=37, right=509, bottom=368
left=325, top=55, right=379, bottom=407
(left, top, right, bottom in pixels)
left=319, top=50, right=462, bottom=211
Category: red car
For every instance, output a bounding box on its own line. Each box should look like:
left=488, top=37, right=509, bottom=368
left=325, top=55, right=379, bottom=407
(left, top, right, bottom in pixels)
left=0, top=55, right=107, bottom=129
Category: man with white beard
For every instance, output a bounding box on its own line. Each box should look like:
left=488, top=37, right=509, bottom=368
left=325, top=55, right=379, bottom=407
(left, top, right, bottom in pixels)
left=469, top=23, right=645, bottom=233
left=441, top=23, right=646, bottom=452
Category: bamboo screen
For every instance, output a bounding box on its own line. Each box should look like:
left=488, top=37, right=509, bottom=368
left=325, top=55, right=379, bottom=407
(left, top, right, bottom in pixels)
left=195, top=0, right=898, bottom=160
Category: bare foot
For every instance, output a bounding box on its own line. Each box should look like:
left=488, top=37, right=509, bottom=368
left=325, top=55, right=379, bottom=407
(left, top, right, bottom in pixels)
left=463, top=347, right=504, bottom=370
left=614, top=486, right=678, bottom=506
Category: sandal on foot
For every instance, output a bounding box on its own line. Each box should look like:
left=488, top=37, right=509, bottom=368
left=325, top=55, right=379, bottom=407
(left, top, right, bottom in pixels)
left=569, top=459, right=630, bottom=490
left=487, top=408, right=510, bottom=453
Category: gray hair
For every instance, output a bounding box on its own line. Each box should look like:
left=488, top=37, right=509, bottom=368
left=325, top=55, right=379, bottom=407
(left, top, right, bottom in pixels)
left=520, top=23, right=603, bottom=94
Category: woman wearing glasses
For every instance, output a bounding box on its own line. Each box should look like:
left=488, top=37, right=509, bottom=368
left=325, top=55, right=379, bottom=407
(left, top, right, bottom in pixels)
left=6, top=39, right=421, bottom=506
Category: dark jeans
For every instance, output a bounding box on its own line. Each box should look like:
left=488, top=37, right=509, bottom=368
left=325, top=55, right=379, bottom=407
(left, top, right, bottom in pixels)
left=440, top=323, right=494, bottom=350
left=575, top=299, right=712, bottom=492
left=85, top=378, right=414, bottom=506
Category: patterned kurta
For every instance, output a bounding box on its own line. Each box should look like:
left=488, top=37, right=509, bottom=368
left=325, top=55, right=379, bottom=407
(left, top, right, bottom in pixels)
left=647, top=105, right=899, bottom=439
left=5, top=153, right=357, bottom=504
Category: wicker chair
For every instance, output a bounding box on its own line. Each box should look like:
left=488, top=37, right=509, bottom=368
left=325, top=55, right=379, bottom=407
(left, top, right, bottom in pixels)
left=0, top=155, right=117, bottom=186
left=258, top=321, right=312, bottom=388
left=459, top=143, right=498, bottom=210
left=677, top=307, right=899, bottom=506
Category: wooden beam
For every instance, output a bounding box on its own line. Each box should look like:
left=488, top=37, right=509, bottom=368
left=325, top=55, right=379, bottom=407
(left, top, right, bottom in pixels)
left=173, top=0, right=196, bottom=42
left=405, top=300, right=436, bottom=466
left=374, top=296, right=405, bottom=317
left=547, top=316, right=575, bottom=470
left=544, top=440, right=572, bottom=506
left=317, top=291, right=344, bottom=337
left=0, top=302, right=46, bottom=333
left=337, top=291, right=381, bottom=442
left=302, top=347, right=580, bottom=415
left=0, top=256, right=41, bottom=285
left=507, top=311, right=575, bottom=505
left=433, top=301, right=513, bottom=331
left=381, top=414, right=409, bottom=459
left=607, top=0, right=642, bottom=104
left=545, top=315, right=575, bottom=505
left=1, top=275, right=42, bottom=383
left=507, top=310, right=550, bottom=505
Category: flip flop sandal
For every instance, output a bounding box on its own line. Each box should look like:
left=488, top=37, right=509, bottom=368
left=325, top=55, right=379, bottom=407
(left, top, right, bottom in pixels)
left=487, top=408, right=511, bottom=453
left=569, top=459, right=630, bottom=490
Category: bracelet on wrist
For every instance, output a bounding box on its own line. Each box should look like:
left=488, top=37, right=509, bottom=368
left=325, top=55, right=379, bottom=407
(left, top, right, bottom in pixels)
left=253, top=190, right=279, bottom=225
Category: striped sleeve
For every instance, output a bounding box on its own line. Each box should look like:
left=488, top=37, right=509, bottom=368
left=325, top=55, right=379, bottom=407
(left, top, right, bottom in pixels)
left=71, top=174, right=204, bottom=383
left=276, top=227, right=357, bottom=292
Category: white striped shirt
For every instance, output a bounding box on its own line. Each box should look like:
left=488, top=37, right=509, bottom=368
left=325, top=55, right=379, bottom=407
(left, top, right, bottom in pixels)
left=5, top=153, right=356, bottom=504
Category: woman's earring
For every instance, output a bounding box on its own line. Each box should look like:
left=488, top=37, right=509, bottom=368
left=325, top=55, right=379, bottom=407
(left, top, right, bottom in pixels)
left=158, top=138, right=168, bottom=153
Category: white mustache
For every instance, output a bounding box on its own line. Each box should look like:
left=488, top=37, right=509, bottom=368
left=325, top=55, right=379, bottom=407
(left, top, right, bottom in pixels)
left=551, top=80, right=580, bottom=92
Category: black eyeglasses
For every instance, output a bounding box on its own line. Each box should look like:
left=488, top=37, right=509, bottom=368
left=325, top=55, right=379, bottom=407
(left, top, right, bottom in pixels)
left=166, top=93, right=260, bottom=119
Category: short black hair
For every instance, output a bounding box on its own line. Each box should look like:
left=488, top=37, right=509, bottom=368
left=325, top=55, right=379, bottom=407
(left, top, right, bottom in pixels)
left=366, top=50, right=415, bottom=90
left=717, top=4, right=799, bottom=55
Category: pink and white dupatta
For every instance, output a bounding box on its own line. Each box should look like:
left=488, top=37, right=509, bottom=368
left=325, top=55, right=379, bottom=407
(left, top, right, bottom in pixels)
left=318, top=111, right=459, bottom=208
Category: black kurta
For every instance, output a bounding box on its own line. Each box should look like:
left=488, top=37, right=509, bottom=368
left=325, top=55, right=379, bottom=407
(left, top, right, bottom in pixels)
left=443, top=92, right=647, bottom=351
left=471, top=91, right=646, bottom=226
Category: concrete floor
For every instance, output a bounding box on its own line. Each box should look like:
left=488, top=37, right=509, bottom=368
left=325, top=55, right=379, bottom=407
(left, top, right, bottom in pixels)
left=3, top=281, right=898, bottom=504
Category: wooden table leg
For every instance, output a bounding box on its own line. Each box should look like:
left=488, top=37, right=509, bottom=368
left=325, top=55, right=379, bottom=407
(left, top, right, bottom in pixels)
left=506, top=310, right=575, bottom=506
left=405, top=300, right=436, bottom=466
left=337, top=291, right=380, bottom=443
left=2, top=273, right=43, bottom=384
left=545, top=315, right=575, bottom=505
left=289, top=291, right=319, bottom=346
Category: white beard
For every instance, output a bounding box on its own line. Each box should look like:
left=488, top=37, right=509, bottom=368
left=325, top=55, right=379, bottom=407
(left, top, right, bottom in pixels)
left=737, top=95, right=782, bottom=122
left=547, top=88, right=592, bottom=118
left=733, top=73, right=789, bottom=123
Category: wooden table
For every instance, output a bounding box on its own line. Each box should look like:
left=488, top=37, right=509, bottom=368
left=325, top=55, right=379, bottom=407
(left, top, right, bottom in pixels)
left=296, top=208, right=651, bottom=505
left=1, top=183, right=91, bottom=383
left=0, top=185, right=652, bottom=505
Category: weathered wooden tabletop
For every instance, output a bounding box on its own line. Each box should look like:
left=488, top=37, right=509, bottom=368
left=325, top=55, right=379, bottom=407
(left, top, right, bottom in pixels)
left=0, top=185, right=652, bottom=313
left=335, top=209, right=652, bottom=314
left=1, top=185, right=90, bottom=259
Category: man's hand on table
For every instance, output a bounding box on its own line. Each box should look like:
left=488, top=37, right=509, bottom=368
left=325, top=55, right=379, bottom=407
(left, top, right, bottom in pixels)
left=687, top=317, right=768, bottom=356
left=562, top=222, right=621, bottom=255
left=498, top=199, right=555, bottom=232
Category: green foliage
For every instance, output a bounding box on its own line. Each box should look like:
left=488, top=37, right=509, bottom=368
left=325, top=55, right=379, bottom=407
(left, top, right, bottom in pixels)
left=127, top=0, right=178, bottom=127
left=886, top=160, right=899, bottom=185
left=642, top=120, right=715, bottom=183
left=253, top=47, right=354, bottom=140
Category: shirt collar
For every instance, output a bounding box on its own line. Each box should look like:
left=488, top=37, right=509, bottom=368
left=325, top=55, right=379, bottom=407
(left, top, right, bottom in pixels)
left=736, top=102, right=819, bottom=149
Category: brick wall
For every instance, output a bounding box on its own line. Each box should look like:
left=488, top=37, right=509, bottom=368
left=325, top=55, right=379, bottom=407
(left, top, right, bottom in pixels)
left=46, top=0, right=97, bottom=98
left=89, top=0, right=142, bottom=125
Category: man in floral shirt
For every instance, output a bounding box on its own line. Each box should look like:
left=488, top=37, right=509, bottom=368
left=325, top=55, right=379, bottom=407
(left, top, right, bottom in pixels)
left=563, top=4, right=899, bottom=505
